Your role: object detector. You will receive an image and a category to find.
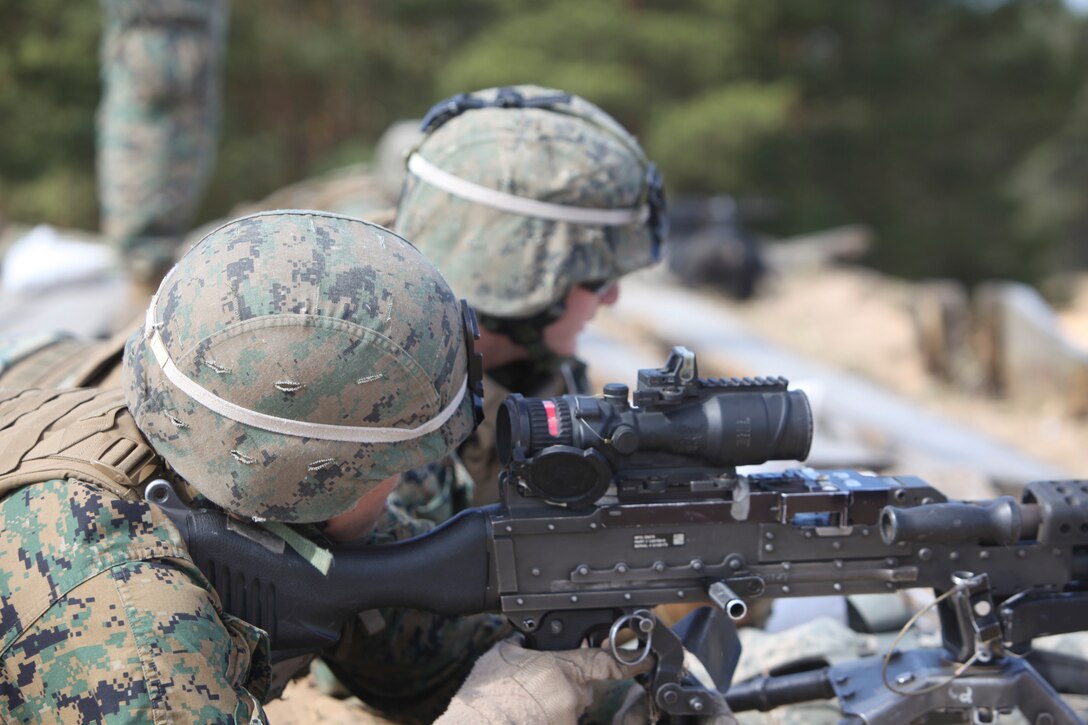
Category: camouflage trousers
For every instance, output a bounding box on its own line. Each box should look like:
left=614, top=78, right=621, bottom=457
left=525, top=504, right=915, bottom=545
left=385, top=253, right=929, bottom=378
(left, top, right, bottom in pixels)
left=98, top=0, right=229, bottom=282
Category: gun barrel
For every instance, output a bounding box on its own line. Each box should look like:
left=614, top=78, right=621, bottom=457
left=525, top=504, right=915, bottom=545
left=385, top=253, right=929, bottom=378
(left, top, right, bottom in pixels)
left=879, top=497, right=1031, bottom=546
left=726, top=669, right=835, bottom=712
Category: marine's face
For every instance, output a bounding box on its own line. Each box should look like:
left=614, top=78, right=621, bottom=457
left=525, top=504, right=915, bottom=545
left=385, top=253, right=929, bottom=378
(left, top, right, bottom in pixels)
left=323, top=473, right=401, bottom=543
left=542, top=282, right=620, bottom=357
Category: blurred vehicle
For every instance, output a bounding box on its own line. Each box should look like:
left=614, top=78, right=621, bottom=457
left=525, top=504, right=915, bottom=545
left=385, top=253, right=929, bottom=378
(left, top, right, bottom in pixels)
left=665, top=194, right=766, bottom=301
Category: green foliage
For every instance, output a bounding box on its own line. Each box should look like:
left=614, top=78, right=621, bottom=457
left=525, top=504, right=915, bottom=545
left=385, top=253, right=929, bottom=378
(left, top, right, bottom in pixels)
left=436, top=1, right=748, bottom=129
left=647, top=83, right=797, bottom=194
left=1, top=0, right=1086, bottom=284
left=1008, top=86, right=1088, bottom=269
left=0, top=0, right=100, bottom=227
left=1, top=168, right=98, bottom=231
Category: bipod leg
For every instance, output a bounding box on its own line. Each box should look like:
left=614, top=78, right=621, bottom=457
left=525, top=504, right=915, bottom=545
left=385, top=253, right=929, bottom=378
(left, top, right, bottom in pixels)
left=829, top=650, right=1084, bottom=725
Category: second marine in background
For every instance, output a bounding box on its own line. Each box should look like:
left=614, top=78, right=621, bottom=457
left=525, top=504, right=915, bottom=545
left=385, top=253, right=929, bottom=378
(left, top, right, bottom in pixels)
left=394, top=84, right=668, bottom=511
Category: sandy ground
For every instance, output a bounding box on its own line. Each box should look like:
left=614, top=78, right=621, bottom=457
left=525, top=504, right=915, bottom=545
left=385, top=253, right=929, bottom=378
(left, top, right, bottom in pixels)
left=712, top=265, right=1088, bottom=478
left=264, top=677, right=390, bottom=724
left=1057, top=276, right=1088, bottom=349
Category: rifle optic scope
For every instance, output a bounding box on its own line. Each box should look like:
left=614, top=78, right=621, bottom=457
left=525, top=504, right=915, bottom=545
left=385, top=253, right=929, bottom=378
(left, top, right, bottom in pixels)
left=496, top=347, right=813, bottom=508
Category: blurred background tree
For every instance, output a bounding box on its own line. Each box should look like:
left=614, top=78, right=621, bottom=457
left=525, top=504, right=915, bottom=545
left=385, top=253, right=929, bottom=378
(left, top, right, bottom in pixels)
left=0, top=0, right=100, bottom=229
left=0, top=0, right=1085, bottom=284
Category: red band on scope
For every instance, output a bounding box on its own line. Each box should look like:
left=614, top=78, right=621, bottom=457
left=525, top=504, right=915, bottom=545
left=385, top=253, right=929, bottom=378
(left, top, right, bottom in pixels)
left=542, top=400, right=560, bottom=437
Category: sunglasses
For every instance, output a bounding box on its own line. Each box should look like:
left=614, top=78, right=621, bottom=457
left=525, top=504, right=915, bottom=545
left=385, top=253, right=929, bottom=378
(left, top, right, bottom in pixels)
left=581, top=280, right=619, bottom=299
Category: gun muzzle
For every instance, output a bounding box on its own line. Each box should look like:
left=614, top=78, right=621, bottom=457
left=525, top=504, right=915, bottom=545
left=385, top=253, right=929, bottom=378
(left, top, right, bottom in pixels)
left=709, top=581, right=748, bottom=620
left=879, top=497, right=1024, bottom=546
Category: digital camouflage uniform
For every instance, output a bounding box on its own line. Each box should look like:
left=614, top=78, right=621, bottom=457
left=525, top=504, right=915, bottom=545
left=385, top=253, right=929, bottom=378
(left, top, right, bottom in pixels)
left=98, top=0, right=229, bottom=283
left=0, top=387, right=271, bottom=724
left=394, top=85, right=666, bottom=508
left=0, top=212, right=506, bottom=722
left=0, top=416, right=503, bottom=723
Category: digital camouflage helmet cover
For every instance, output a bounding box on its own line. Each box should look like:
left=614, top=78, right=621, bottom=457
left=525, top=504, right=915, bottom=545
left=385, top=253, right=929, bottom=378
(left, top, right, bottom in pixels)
left=395, top=85, right=667, bottom=321
left=123, top=210, right=481, bottom=523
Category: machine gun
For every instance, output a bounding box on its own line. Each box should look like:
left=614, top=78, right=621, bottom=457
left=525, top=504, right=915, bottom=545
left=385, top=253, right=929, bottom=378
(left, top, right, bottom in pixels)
left=147, top=347, right=1088, bottom=723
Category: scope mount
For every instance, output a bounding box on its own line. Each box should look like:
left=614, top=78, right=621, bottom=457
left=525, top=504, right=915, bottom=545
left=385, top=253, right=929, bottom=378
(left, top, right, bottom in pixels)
left=633, top=346, right=698, bottom=407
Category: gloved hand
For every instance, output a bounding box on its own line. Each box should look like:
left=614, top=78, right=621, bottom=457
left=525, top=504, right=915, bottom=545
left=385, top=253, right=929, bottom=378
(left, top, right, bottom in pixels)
left=436, top=636, right=653, bottom=724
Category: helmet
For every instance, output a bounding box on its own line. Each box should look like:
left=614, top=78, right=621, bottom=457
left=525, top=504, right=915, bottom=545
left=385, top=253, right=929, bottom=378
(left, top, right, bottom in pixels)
left=394, top=85, right=667, bottom=320
left=123, top=210, right=481, bottom=523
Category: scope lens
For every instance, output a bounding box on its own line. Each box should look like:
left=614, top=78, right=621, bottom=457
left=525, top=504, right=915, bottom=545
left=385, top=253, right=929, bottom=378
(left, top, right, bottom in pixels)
left=497, top=394, right=576, bottom=467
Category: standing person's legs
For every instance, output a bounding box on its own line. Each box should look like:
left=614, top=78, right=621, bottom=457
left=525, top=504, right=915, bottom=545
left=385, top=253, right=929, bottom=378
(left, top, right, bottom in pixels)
left=97, top=0, right=229, bottom=301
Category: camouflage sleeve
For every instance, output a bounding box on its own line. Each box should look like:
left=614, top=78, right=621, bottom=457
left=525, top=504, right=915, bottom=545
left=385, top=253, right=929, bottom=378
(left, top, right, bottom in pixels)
left=387, top=455, right=471, bottom=524
left=318, top=462, right=511, bottom=724
left=2, top=560, right=268, bottom=723
left=0, top=478, right=270, bottom=722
